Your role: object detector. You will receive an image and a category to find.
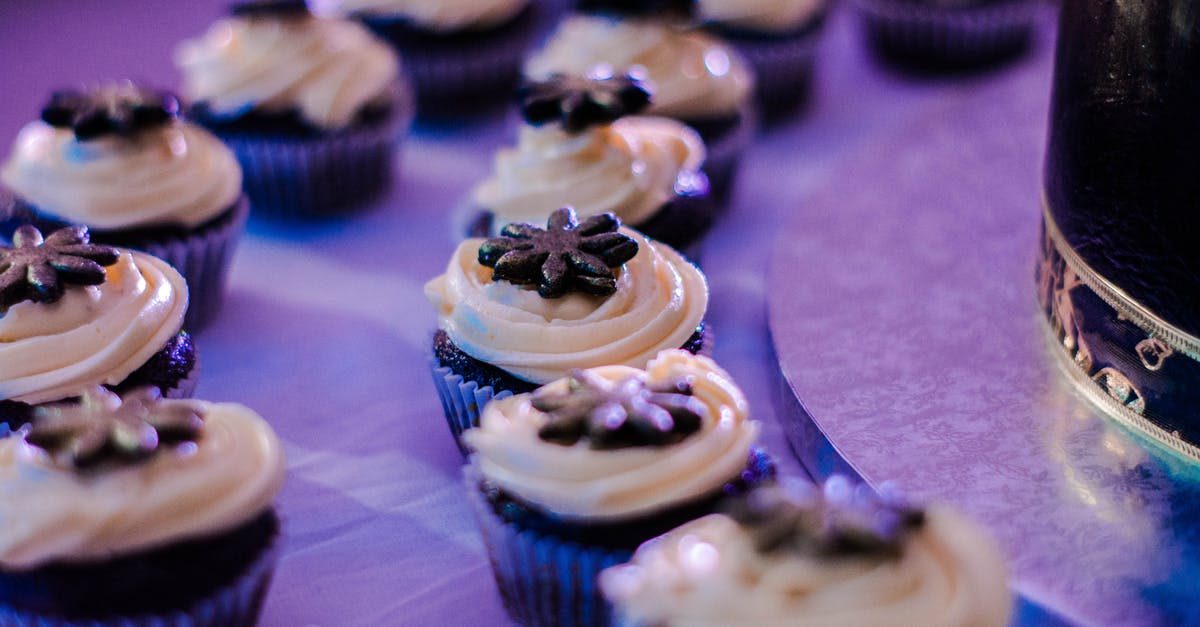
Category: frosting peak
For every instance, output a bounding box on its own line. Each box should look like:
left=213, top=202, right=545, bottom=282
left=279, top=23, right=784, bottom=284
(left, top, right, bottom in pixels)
left=697, top=0, right=825, bottom=32
left=175, top=14, right=398, bottom=129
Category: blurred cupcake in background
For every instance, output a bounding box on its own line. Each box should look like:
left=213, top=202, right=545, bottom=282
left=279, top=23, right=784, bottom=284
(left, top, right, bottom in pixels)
left=175, top=0, right=413, bottom=219
left=315, top=0, right=551, bottom=117
left=464, top=349, right=775, bottom=627
left=851, top=0, right=1039, bottom=70
left=697, top=0, right=829, bottom=120
left=0, top=226, right=196, bottom=430
left=526, top=3, right=756, bottom=203
left=602, top=476, right=1013, bottom=626
left=1, top=82, right=246, bottom=330
left=463, top=72, right=714, bottom=255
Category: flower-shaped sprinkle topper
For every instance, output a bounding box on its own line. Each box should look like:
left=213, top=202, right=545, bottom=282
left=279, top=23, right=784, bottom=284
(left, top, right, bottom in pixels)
left=725, top=476, right=926, bottom=560
left=0, top=225, right=119, bottom=313
left=520, top=72, right=652, bottom=134
left=41, top=83, right=182, bottom=142
left=478, top=207, right=638, bottom=298
left=533, top=368, right=707, bottom=449
left=27, top=387, right=205, bottom=471
left=230, top=0, right=311, bottom=18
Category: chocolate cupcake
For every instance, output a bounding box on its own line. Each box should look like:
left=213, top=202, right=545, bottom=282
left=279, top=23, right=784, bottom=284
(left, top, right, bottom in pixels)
left=463, top=73, right=713, bottom=254
left=464, top=350, right=775, bottom=627
left=317, top=0, right=550, bottom=116
left=697, top=0, right=829, bottom=120
left=602, top=477, right=1012, bottom=626
left=175, top=1, right=413, bottom=218
left=852, top=0, right=1039, bottom=70
left=426, top=208, right=710, bottom=453
left=0, top=225, right=195, bottom=430
left=526, top=12, right=757, bottom=204
left=1, top=82, right=246, bottom=330
left=0, top=386, right=286, bottom=626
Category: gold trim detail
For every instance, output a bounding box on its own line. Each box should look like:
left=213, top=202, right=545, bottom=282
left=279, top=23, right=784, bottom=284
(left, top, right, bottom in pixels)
left=1041, top=198, right=1200, bottom=360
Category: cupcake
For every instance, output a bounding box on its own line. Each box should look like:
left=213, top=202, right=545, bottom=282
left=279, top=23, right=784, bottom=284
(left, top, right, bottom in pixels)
left=464, top=349, right=775, bottom=627
left=175, top=0, right=413, bottom=218
left=0, top=82, right=247, bottom=330
left=463, top=73, right=713, bottom=254
left=851, top=0, right=1039, bottom=70
left=525, top=10, right=757, bottom=203
left=697, top=0, right=829, bottom=120
left=0, top=386, right=286, bottom=625
left=0, top=225, right=195, bottom=430
left=315, top=0, right=550, bottom=116
left=426, top=207, right=709, bottom=452
left=601, top=477, right=1012, bottom=626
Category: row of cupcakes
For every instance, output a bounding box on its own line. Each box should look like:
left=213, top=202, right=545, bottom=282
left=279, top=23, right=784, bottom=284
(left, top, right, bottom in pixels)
left=0, top=224, right=287, bottom=625
left=423, top=204, right=1012, bottom=624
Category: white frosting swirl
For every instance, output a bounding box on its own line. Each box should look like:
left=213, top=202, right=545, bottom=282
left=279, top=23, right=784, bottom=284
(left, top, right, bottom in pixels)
left=1, top=120, right=241, bottom=230
left=0, top=251, right=188, bottom=405
left=697, top=0, right=825, bottom=32
left=465, top=350, right=760, bottom=520
left=601, top=509, right=1012, bottom=627
left=317, top=0, right=528, bottom=31
left=0, top=401, right=285, bottom=569
left=175, top=14, right=399, bottom=129
left=525, top=16, right=754, bottom=120
left=472, top=117, right=706, bottom=230
left=425, top=228, right=708, bottom=385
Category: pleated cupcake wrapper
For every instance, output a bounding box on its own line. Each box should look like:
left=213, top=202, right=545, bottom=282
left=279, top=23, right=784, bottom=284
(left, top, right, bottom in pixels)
left=464, top=467, right=631, bottom=627
left=727, top=27, right=823, bottom=118
left=428, top=359, right=513, bottom=456
left=165, top=350, right=201, bottom=400
left=137, top=196, right=249, bottom=332
left=855, top=0, right=1038, bottom=66
left=218, top=102, right=411, bottom=220
left=0, top=534, right=280, bottom=627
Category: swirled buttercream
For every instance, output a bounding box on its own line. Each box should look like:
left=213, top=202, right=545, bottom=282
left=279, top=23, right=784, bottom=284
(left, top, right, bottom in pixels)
left=473, top=116, right=706, bottom=230
left=0, top=401, right=285, bottom=569
left=1, top=120, right=241, bottom=230
left=697, top=0, right=825, bottom=32
left=0, top=251, right=188, bottom=404
left=601, top=510, right=1011, bottom=627
left=425, top=228, right=707, bottom=385
left=317, top=0, right=527, bottom=31
left=466, top=350, right=759, bottom=520
left=525, top=16, right=753, bottom=120
left=175, top=14, right=398, bottom=129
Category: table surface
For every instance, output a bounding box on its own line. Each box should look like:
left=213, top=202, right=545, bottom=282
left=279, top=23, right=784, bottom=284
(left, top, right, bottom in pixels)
left=0, top=1, right=1084, bottom=625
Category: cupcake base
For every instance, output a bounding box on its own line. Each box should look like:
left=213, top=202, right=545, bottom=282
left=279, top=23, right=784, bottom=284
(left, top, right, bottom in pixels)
left=465, top=448, right=775, bottom=627
left=854, top=0, right=1039, bottom=71
left=2, top=195, right=250, bottom=331
left=682, top=106, right=758, bottom=207
left=0, top=330, right=198, bottom=431
left=0, top=510, right=280, bottom=626
left=430, top=326, right=709, bottom=455
left=192, top=83, right=413, bottom=220
left=360, top=4, right=551, bottom=117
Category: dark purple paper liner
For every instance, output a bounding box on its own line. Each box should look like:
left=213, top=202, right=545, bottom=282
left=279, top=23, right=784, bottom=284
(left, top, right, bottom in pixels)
left=360, top=4, right=552, bottom=117
left=464, top=449, right=773, bottom=627
left=209, top=85, right=413, bottom=220
left=854, top=0, right=1039, bottom=69
left=0, top=523, right=280, bottom=627
left=715, top=17, right=827, bottom=120
left=684, top=103, right=758, bottom=208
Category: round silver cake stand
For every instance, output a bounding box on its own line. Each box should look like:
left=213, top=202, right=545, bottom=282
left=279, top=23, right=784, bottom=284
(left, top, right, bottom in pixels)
left=767, top=31, right=1200, bottom=627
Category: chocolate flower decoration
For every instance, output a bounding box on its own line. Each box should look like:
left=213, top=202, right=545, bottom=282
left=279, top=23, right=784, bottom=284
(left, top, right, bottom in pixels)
left=533, top=369, right=706, bottom=449
left=478, top=207, right=638, bottom=298
left=725, top=477, right=926, bottom=560
left=0, top=225, right=119, bottom=313
left=230, top=0, right=311, bottom=17
left=520, top=73, right=652, bottom=134
left=41, top=84, right=181, bottom=141
left=27, top=387, right=204, bottom=471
